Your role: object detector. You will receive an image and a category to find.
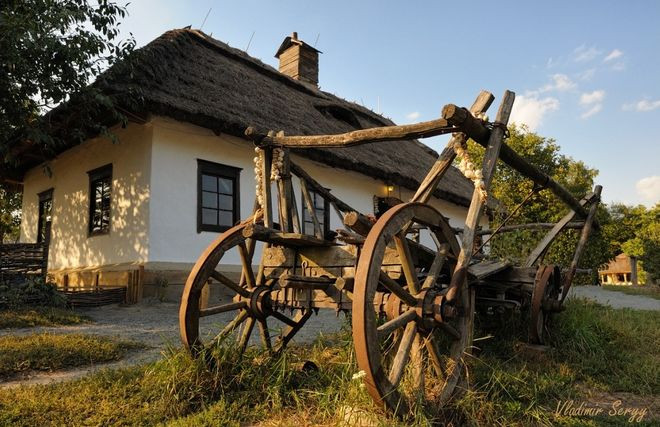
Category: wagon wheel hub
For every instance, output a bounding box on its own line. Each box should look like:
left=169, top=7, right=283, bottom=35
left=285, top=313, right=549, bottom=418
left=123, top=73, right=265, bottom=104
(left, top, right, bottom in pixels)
left=247, top=286, right=273, bottom=319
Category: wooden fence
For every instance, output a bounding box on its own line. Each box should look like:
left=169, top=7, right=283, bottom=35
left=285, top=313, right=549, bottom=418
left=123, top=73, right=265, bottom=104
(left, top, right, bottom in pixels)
left=0, top=243, right=48, bottom=283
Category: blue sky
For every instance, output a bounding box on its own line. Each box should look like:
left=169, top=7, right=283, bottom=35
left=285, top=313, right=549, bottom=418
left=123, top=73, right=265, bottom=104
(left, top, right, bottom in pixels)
left=118, top=1, right=660, bottom=207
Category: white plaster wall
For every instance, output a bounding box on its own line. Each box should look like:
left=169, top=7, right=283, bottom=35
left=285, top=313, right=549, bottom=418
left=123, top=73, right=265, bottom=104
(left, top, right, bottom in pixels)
left=19, top=123, right=152, bottom=270
left=148, top=117, right=487, bottom=267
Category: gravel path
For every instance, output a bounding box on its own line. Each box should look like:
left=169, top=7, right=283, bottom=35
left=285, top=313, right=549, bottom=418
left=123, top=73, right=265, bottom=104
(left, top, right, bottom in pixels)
left=0, top=300, right=345, bottom=389
left=568, top=286, right=660, bottom=311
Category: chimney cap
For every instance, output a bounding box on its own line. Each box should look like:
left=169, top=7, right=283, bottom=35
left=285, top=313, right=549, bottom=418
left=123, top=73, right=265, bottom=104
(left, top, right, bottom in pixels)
left=274, top=31, right=321, bottom=58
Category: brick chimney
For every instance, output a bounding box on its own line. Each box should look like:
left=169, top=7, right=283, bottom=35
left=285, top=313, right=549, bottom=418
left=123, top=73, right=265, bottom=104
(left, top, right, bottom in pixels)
left=275, top=32, right=321, bottom=86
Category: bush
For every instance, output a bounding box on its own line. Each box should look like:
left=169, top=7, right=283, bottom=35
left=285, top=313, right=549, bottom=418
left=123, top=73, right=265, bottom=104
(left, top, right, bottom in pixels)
left=0, top=276, right=67, bottom=309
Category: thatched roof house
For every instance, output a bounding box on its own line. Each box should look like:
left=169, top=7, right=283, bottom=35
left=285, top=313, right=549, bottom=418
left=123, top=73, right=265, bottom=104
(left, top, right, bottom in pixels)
left=599, top=253, right=639, bottom=285
left=14, top=28, right=492, bottom=300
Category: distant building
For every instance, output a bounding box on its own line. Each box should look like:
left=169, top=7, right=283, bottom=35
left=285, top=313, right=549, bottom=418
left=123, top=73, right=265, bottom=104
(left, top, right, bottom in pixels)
left=599, top=253, right=639, bottom=285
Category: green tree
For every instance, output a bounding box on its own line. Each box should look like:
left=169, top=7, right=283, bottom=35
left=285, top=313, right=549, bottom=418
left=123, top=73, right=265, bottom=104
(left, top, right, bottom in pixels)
left=0, top=184, right=22, bottom=243
left=466, top=125, right=610, bottom=283
left=0, top=0, right=135, bottom=168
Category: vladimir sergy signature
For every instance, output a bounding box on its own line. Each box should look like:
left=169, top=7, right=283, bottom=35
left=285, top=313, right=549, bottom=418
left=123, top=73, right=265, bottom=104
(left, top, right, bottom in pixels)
left=555, top=399, right=649, bottom=423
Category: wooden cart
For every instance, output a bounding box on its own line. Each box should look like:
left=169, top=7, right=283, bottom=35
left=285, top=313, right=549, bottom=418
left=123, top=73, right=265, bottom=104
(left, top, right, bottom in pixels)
left=179, top=90, right=601, bottom=415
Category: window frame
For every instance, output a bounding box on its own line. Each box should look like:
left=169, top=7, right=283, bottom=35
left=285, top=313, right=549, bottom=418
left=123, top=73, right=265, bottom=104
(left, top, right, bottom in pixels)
left=197, top=159, right=241, bottom=233
left=37, top=188, right=54, bottom=243
left=301, top=187, right=330, bottom=236
left=87, top=164, right=113, bottom=237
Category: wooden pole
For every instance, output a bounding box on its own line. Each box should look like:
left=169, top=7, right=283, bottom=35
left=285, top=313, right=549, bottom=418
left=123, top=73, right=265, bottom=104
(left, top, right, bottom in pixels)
left=442, top=105, right=592, bottom=221
left=476, top=221, right=585, bottom=235
left=447, top=90, right=516, bottom=303
left=245, top=117, right=454, bottom=148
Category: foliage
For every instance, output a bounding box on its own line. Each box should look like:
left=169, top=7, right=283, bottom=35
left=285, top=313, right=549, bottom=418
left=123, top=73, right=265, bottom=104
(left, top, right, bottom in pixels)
left=0, top=302, right=658, bottom=426
left=0, top=333, right=140, bottom=379
left=603, top=203, right=660, bottom=284
left=0, top=306, right=90, bottom=328
left=0, top=276, right=67, bottom=309
left=0, top=184, right=21, bottom=243
left=466, top=125, right=610, bottom=283
left=0, top=0, right=136, bottom=169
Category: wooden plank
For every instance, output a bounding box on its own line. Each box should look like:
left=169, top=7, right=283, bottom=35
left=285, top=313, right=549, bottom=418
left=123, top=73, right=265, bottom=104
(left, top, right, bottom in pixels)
left=443, top=104, right=593, bottom=221
left=447, top=90, right=515, bottom=303
left=300, top=178, right=323, bottom=239
left=561, top=185, right=602, bottom=300
left=242, top=224, right=332, bottom=247
left=467, top=260, right=512, bottom=280
left=412, top=90, right=495, bottom=203
left=245, top=117, right=454, bottom=148
left=524, top=192, right=597, bottom=267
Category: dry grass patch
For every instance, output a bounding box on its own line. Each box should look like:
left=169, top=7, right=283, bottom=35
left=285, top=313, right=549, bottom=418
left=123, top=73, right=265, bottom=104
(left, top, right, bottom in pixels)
left=0, top=307, right=90, bottom=329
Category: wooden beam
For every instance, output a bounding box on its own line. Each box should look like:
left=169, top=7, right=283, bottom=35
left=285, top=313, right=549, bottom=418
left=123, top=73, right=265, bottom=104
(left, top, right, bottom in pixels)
left=242, top=223, right=332, bottom=247
left=245, top=117, right=454, bottom=148
left=412, top=90, right=495, bottom=203
left=443, top=104, right=592, bottom=220
left=476, top=222, right=585, bottom=235
left=447, top=90, right=516, bottom=303
left=300, top=178, right=323, bottom=239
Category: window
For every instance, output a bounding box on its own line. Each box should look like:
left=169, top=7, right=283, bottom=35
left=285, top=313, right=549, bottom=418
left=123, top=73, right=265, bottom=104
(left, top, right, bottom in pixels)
left=37, top=189, right=53, bottom=243
left=88, top=164, right=112, bottom=236
left=198, top=160, right=241, bottom=233
left=302, top=188, right=329, bottom=236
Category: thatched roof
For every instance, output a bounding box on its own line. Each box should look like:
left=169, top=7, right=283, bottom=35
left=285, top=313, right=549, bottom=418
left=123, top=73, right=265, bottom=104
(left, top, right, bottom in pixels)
left=15, top=28, right=489, bottom=208
left=599, top=254, right=633, bottom=274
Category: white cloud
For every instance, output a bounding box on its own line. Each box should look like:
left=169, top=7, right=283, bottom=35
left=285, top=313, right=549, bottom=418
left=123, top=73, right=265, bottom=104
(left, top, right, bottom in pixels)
left=509, top=95, right=560, bottom=131
left=574, top=45, right=602, bottom=62
left=636, top=176, right=660, bottom=204
left=603, top=49, right=623, bottom=62
left=611, top=62, right=626, bottom=71
left=528, top=74, right=576, bottom=97
left=581, top=104, right=602, bottom=119
left=578, top=68, right=596, bottom=81
left=580, top=90, right=605, bottom=105
left=405, top=111, right=420, bottom=121
left=623, top=99, right=660, bottom=112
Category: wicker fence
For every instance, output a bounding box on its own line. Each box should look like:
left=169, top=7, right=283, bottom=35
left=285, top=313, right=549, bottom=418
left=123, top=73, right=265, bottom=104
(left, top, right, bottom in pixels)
left=0, top=243, right=48, bottom=283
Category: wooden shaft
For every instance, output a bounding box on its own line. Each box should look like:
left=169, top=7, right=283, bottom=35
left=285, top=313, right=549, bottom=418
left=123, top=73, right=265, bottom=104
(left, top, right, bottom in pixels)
left=245, top=118, right=453, bottom=148
left=476, top=222, right=585, bottom=235
left=443, top=104, right=591, bottom=219
left=447, top=90, right=516, bottom=303
left=343, top=211, right=375, bottom=236
left=412, top=90, right=495, bottom=203
left=300, top=178, right=323, bottom=239
left=290, top=161, right=354, bottom=213
left=277, top=147, right=293, bottom=232
left=260, top=148, right=273, bottom=228
left=561, top=185, right=602, bottom=301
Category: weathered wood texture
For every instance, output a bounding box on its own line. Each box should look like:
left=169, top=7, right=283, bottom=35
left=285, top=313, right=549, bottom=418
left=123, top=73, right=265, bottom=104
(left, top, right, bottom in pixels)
left=442, top=104, right=592, bottom=220
left=412, top=90, right=495, bottom=203
left=448, top=90, right=516, bottom=302
left=0, top=243, right=48, bottom=282
left=245, top=118, right=454, bottom=148
left=476, top=222, right=585, bottom=235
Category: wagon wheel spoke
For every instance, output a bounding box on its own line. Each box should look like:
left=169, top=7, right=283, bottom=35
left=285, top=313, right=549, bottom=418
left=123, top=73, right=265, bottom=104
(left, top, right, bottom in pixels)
left=271, top=310, right=298, bottom=328
left=238, top=317, right=256, bottom=354
left=437, top=320, right=461, bottom=340
left=275, top=309, right=313, bottom=353
left=425, top=333, right=446, bottom=379
left=210, top=270, right=250, bottom=298
left=394, top=233, right=421, bottom=294
left=199, top=300, right=247, bottom=317
left=411, top=334, right=425, bottom=399
left=377, top=308, right=417, bottom=339
left=388, top=321, right=417, bottom=388
left=379, top=271, right=418, bottom=307
left=421, top=244, right=449, bottom=290
left=212, top=309, right=249, bottom=343
left=238, top=242, right=256, bottom=289
left=258, top=319, right=272, bottom=352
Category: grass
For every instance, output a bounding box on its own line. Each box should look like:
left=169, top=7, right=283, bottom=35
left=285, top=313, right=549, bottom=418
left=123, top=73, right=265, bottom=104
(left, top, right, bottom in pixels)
left=0, top=307, right=91, bottom=329
left=602, top=284, right=660, bottom=300
left=0, top=299, right=657, bottom=426
left=0, top=333, right=142, bottom=380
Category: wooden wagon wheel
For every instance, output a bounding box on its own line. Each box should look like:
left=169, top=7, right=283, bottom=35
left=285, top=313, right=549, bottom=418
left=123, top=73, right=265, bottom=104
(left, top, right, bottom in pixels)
left=353, top=202, right=473, bottom=415
left=529, top=264, right=561, bottom=345
left=179, top=218, right=310, bottom=356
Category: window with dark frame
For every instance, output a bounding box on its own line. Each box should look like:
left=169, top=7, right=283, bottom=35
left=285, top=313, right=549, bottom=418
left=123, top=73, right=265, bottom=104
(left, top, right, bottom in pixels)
left=198, top=160, right=241, bottom=233
left=87, top=164, right=112, bottom=236
left=302, top=188, right=329, bottom=236
left=37, top=188, right=53, bottom=243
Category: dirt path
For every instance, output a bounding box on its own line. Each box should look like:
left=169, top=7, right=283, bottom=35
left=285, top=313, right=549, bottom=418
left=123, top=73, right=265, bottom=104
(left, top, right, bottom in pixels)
left=568, top=286, right=660, bottom=310
left=0, top=300, right=346, bottom=389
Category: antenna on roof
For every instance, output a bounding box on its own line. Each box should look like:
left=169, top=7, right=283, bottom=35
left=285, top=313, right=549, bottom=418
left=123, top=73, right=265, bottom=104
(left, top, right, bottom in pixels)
left=200, top=7, right=212, bottom=30
left=246, top=31, right=255, bottom=52
left=313, top=33, right=320, bottom=48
